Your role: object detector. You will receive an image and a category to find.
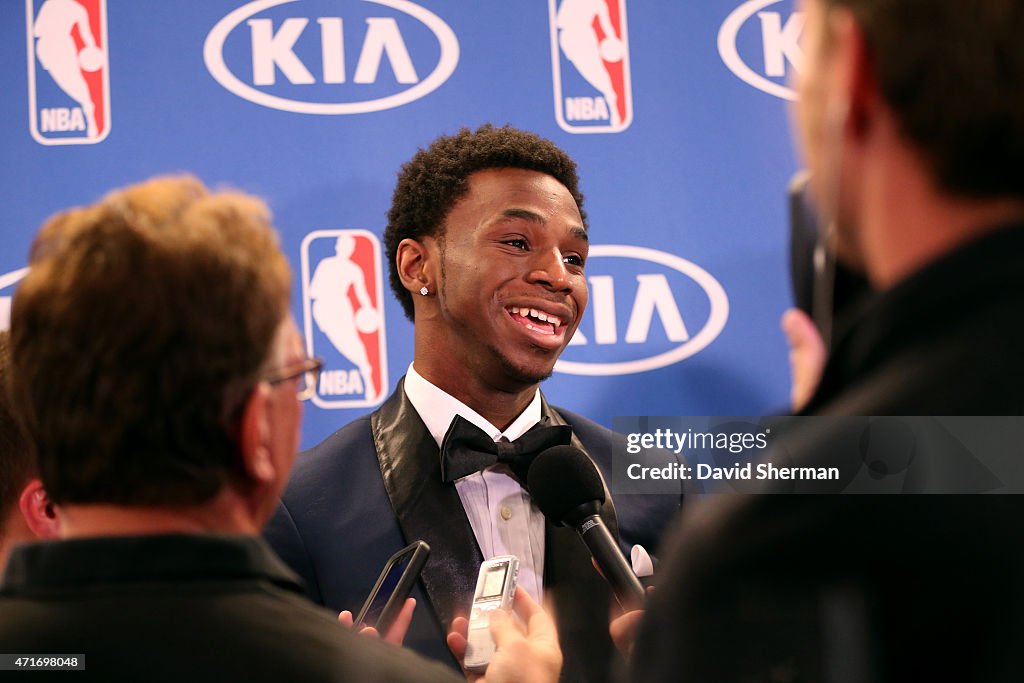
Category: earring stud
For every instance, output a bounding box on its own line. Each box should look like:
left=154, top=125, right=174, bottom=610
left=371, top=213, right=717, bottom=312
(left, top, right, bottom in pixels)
left=419, top=286, right=429, bottom=296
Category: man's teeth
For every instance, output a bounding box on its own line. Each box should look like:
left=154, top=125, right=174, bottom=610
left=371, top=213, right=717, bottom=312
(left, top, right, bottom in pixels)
left=509, top=306, right=561, bottom=328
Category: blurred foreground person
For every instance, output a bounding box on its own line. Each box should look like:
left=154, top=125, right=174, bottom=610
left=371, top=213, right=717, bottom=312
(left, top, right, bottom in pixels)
left=0, top=176, right=558, bottom=683
left=634, top=1, right=1024, bottom=681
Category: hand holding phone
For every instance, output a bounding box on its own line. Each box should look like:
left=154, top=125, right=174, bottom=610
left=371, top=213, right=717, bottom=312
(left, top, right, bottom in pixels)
left=464, top=555, right=519, bottom=673
left=354, top=541, right=429, bottom=638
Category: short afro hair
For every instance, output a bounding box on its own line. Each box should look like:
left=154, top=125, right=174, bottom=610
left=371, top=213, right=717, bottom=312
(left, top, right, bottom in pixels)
left=384, top=124, right=586, bottom=320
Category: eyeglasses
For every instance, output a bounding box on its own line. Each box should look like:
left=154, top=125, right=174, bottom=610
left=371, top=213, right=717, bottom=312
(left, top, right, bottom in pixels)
left=265, top=357, right=324, bottom=401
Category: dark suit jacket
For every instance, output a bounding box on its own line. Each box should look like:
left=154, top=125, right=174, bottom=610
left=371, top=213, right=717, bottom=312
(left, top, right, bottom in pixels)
left=265, top=381, right=680, bottom=683
left=632, top=224, right=1024, bottom=683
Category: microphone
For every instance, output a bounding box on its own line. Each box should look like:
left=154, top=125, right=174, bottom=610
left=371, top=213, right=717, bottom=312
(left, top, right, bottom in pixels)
left=528, top=445, right=645, bottom=611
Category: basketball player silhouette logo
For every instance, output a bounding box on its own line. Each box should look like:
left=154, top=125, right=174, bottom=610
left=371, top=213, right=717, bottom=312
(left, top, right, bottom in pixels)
left=302, top=230, right=388, bottom=408
left=550, top=0, right=632, bottom=133
left=28, top=0, right=111, bottom=144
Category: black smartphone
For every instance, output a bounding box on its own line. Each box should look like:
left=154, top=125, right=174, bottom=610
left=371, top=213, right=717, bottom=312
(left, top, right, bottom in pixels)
left=788, top=170, right=870, bottom=349
left=354, top=540, right=430, bottom=634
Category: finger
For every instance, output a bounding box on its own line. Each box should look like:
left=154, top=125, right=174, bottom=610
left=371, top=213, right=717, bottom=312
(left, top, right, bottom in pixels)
left=511, top=587, right=558, bottom=645
left=447, top=616, right=469, bottom=662
left=781, top=307, right=812, bottom=342
left=782, top=308, right=826, bottom=359
left=450, top=616, right=469, bottom=640
left=609, top=609, right=644, bottom=649
left=511, top=585, right=542, bottom=622
left=495, top=588, right=563, bottom=681
left=338, top=610, right=354, bottom=628
left=487, top=606, right=520, bottom=647
left=358, top=626, right=380, bottom=639
left=382, top=597, right=416, bottom=646
left=781, top=308, right=827, bottom=411
left=610, top=609, right=645, bottom=633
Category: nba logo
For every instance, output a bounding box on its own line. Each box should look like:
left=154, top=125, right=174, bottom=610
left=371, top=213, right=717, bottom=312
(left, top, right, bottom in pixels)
left=549, top=0, right=632, bottom=134
left=26, top=0, right=111, bottom=145
left=301, top=229, right=388, bottom=409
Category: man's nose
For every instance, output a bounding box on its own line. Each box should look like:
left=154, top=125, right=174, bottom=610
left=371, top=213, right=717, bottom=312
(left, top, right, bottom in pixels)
left=527, top=249, right=572, bottom=292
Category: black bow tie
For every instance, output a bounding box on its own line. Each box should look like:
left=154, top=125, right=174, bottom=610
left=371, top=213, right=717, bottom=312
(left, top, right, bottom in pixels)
left=439, top=414, right=573, bottom=483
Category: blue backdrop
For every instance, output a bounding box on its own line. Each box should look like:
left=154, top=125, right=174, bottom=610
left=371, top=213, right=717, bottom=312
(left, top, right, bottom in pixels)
left=2, top=0, right=803, bottom=449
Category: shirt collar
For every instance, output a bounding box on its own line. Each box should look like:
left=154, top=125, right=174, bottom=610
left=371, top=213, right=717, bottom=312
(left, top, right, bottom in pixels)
left=1, top=534, right=303, bottom=594
left=404, top=363, right=542, bottom=448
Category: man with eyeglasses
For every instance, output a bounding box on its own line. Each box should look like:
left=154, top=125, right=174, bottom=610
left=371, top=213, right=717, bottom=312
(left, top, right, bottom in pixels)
left=0, top=175, right=560, bottom=683
left=266, top=355, right=324, bottom=402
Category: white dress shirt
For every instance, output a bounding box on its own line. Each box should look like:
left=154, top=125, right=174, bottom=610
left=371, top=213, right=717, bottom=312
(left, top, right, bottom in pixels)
left=403, top=364, right=546, bottom=603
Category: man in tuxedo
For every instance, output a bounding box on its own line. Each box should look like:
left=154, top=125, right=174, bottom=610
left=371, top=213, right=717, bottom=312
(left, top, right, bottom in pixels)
left=633, top=1, right=1024, bottom=681
left=265, top=125, right=680, bottom=682
left=0, top=176, right=483, bottom=682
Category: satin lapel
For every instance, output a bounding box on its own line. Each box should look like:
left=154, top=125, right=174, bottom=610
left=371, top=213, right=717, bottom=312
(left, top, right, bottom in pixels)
left=371, top=379, right=483, bottom=631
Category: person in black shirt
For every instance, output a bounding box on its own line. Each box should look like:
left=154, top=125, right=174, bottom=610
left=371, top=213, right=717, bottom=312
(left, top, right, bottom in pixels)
left=632, top=1, right=1024, bottom=681
left=0, top=175, right=560, bottom=683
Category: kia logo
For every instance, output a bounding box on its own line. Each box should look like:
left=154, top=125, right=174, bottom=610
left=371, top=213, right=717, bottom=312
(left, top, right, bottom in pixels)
left=204, top=0, right=459, bottom=114
left=718, top=0, right=803, bottom=101
left=555, top=245, right=729, bottom=376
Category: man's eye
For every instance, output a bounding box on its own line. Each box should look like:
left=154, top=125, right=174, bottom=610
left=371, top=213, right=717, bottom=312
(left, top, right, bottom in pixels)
left=505, top=239, right=528, bottom=250
left=563, top=254, right=584, bottom=267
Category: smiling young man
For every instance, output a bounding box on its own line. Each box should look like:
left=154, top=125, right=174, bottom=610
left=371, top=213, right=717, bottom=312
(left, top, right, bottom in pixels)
left=402, top=166, right=588, bottom=424
left=265, top=125, right=680, bottom=683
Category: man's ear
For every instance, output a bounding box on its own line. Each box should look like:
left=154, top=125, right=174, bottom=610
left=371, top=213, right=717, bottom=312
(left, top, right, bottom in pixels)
left=237, top=383, right=276, bottom=486
left=18, top=478, right=60, bottom=540
left=829, top=7, right=877, bottom=139
left=395, top=237, right=437, bottom=295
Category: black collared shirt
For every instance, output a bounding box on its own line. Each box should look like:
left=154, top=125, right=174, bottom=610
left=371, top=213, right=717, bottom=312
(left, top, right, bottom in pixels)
left=0, top=534, right=460, bottom=683
left=2, top=533, right=302, bottom=595
left=805, top=220, right=1024, bottom=416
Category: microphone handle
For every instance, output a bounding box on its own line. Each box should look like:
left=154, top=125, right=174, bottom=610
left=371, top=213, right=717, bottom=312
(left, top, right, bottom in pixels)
left=576, top=514, right=646, bottom=611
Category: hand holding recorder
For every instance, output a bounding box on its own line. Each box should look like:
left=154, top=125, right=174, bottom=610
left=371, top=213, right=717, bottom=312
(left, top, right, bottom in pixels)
left=448, top=584, right=562, bottom=683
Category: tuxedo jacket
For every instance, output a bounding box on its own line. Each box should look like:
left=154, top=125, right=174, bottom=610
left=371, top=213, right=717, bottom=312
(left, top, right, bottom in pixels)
left=265, top=381, right=680, bottom=683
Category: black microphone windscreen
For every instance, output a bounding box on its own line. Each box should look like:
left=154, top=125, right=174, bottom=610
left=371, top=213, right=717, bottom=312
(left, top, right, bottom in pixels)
left=528, top=445, right=605, bottom=522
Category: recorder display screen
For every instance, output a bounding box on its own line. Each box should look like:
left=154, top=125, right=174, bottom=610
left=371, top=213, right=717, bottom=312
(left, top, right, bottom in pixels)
left=478, top=562, right=508, bottom=599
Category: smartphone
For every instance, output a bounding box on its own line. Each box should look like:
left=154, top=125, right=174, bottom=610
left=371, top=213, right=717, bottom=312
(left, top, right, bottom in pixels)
left=464, top=555, right=519, bottom=673
left=788, top=170, right=870, bottom=349
left=354, top=540, right=430, bottom=634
